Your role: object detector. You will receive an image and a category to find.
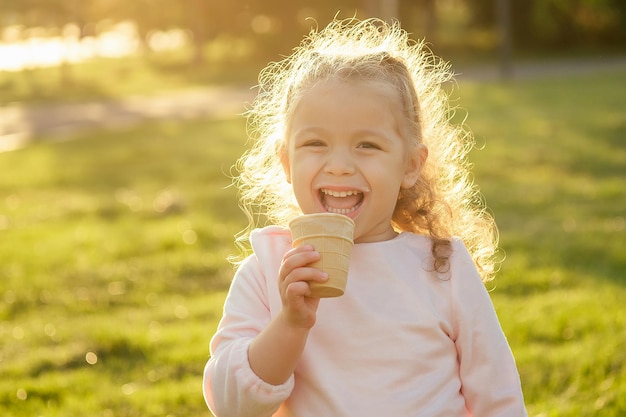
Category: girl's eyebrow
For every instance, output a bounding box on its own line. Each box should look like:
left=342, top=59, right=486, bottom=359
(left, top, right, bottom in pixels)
left=291, top=126, right=326, bottom=137
left=292, top=126, right=394, bottom=143
left=356, top=129, right=394, bottom=143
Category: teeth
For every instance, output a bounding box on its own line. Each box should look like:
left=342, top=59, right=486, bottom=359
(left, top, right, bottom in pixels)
left=320, top=188, right=363, bottom=214
left=324, top=206, right=357, bottom=215
left=321, top=189, right=361, bottom=197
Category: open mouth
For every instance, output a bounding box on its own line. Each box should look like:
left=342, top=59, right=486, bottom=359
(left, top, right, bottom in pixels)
left=320, top=188, right=364, bottom=215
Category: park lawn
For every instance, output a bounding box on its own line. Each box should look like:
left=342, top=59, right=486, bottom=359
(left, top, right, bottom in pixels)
left=0, top=118, right=247, bottom=416
left=457, top=71, right=626, bottom=415
left=0, top=70, right=625, bottom=416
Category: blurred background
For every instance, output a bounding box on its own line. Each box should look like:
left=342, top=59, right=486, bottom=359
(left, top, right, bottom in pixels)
left=1, top=1, right=625, bottom=417
left=2, top=0, right=626, bottom=147
left=1, top=0, right=626, bottom=100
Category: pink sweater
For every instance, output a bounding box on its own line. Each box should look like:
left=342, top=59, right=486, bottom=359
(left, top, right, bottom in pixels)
left=203, top=227, right=527, bottom=417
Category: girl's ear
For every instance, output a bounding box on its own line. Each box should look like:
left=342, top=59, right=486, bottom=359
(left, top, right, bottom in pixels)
left=402, top=144, right=428, bottom=189
left=279, top=144, right=292, bottom=184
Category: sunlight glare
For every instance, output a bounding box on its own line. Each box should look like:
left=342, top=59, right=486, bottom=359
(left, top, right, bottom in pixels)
left=0, top=21, right=188, bottom=71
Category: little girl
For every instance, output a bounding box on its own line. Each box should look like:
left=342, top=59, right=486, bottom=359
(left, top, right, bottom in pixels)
left=203, top=18, right=527, bottom=417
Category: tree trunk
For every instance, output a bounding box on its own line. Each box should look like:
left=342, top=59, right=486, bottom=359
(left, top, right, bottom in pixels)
left=380, top=0, right=399, bottom=23
left=496, top=0, right=513, bottom=79
left=362, top=0, right=398, bottom=22
left=362, top=0, right=379, bottom=17
left=187, top=0, right=207, bottom=66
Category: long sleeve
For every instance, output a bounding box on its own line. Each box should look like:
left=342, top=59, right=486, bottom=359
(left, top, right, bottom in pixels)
left=203, top=248, right=294, bottom=417
left=450, top=240, right=527, bottom=416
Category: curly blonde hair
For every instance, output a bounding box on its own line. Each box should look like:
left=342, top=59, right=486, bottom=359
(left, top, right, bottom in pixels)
left=235, top=18, right=500, bottom=282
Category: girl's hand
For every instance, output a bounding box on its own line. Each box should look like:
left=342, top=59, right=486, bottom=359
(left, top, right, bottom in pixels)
left=278, top=245, right=328, bottom=329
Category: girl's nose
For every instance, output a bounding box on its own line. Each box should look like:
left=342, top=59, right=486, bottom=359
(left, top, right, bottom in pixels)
left=323, top=150, right=355, bottom=176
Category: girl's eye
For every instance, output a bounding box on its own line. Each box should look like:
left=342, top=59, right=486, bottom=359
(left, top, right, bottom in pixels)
left=303, top=139, right=325, bottom=147
left=358, top=142, right=381, bottom=150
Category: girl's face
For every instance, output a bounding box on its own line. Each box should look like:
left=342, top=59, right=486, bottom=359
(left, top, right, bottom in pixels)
left=282, top=79, right=425, bottom=243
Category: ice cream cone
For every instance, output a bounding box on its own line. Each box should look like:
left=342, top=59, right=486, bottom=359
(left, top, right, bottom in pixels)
left=289, top=213, right=355, bottom=298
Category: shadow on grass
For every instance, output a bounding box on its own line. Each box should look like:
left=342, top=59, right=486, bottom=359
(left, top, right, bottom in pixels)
left=0, top=68, right=117, bottom=105
left=463, top=72, right=626, bottom=294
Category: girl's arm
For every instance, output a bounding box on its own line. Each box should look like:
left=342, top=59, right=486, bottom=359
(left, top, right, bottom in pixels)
left=450, top=240, right=528, bottom=417
left=248, top=244, right=327, bottom=385
left=204, top=244, right=327, bottom=417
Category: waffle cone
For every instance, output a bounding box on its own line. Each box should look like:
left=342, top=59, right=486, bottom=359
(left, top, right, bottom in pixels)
left=289, top=213, right=355, bottom=298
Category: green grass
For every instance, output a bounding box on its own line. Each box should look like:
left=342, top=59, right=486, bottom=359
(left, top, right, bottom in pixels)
left=0, top=119, right=248, bottom=416
left=457, top=71, right=626, bottom=416
left=1, top=70, right=625, bottom=416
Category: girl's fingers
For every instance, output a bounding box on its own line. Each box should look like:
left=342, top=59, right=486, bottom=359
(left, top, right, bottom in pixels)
left=279, top=246, right=328, bottom=300
left=284, top=280, right=311, bottom=298
left=277, top=246, right=327, bottom=327
left=283, top=266, right=328, bottom=286
left=279, top=246, right=321, bottom=281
